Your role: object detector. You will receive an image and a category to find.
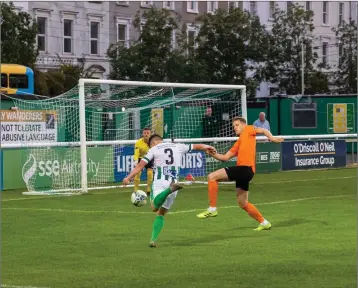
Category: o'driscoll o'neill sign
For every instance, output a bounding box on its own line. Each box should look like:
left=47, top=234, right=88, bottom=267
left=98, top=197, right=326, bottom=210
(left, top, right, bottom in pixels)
left=282, top=140, right=346, bottom=170
left=0, top=110, right=57, bottom=144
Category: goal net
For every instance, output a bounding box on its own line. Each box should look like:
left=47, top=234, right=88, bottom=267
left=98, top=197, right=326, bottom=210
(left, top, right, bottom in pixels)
left=5, top=80, right=246, bottom=195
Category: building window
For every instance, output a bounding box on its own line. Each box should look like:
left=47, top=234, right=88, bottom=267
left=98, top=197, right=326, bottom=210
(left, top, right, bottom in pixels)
left=338, top=44, right=343, bottom=69
left=287, top=1, right=293, bottom=12
left=322, top=1, right=329, bottom=24
left=187, top=26, right=198, bottom=55
left=171, top=30, right=176, bottom=49
left=187, top=1, right=198, bottom=13
left=9, top=74, right=29, bottom=89
left=117, top=19, right=130, bottom=48
left=117, top=24, right=126, bottom=46
left=116, top=1, right=129, bottom=5
left=305, top=1, right=311, bottom=11
left=63, top=19, right=73, bottom=53
left=249, top=1, right=257, bottom=15
left=228, top=1, right=243, bottom=10
left=338, top=2, right=344, bottom=25
left=269, top=1, right=275, bottom=19
left=141, top=1, right=153, bottom=8
left=322, top=42, right=328, bottom=68
left=90, top=21, right=99, bottom=55
left=163, top=1, right=174, bottom=10
left=1, top=74, right=8, bottom=88
left=207, top=1, right=218, bottom=13
left=37, top=17, right=47, bottom=52
left=292, top=103, right=317, bottom=128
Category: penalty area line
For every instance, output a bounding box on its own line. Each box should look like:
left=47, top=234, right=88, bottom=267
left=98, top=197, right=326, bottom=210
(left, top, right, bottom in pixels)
left=169, top=194, right=354, bottom=214
left=1, top=194, right=353, bottom=215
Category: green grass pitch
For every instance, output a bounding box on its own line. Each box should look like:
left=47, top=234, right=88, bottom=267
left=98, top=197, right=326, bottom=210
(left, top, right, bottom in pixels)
left=1, top=168, right=356, bottom=288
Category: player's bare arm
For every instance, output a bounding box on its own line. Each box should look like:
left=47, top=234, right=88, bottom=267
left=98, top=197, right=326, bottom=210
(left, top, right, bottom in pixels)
left=123, top=160, right=147, bottom=186
left=192, top=144, right=216, bottom=154
left=255, top=127, right=284, bottom=143
left=209, top=150, right=236, bottom=162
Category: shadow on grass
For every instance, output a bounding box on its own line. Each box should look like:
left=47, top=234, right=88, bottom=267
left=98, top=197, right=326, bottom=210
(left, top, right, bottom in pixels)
left=222, top=218, right=328, bottom=232
left=273, top=218, right=329, bottom=228
left=168, top=232, right=271, bottom=247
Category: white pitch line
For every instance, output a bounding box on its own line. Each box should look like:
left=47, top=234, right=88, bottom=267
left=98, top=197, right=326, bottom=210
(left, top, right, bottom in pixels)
left=1, top=194, right=353, bottom=215
left=1, top=284, right=50, bottom=288
left=1, top=175, right=356, bottom=202
left=169, top=194, right=354, bottom=214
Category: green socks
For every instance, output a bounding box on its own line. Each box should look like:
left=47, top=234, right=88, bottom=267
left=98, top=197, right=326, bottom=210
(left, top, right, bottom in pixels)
left=153, top=187, right=172, bottom=209
left=151, top=215, right=164, bottom=242
left=150, top=187, right=173, bottom=243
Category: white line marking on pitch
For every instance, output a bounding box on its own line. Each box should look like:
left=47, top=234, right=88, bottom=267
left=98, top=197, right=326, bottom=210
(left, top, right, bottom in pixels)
left=1, top=194, right=353, bottom=215
left=1, top=284, right=50, bottom=288
left=1, top=175, right=356, bottom=202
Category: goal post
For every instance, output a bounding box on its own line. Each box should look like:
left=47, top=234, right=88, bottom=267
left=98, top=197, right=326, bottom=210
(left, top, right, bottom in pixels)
left=4, top=79, right=247, bottom=195
left=77, top=78, right=247, bottom=194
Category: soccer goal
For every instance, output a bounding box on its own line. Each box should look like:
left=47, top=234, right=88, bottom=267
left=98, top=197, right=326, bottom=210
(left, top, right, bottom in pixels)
left=6, top=79, right=247, bottom=195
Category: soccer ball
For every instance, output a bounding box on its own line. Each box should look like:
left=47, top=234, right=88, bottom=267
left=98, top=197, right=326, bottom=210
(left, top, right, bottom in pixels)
left=131, top=190, right=147, bottom=207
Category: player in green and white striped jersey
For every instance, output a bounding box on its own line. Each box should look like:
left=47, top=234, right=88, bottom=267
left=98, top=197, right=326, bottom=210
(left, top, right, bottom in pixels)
left=123, top=134, right=216, bottom=247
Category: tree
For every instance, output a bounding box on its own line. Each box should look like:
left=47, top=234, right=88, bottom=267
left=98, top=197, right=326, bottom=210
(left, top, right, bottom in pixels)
left=194, top=8, right=269, bottom=98
left=332, top=19, right=357, bottom=94
left=35, top=55, right=96, bottom=96
left=107, top=7, right=207, bottom=83
left=108, top=8, right=177, bottom=82
left=1, top=2, right=38, bottom=67
left=264, top=3, right=329, bottom=95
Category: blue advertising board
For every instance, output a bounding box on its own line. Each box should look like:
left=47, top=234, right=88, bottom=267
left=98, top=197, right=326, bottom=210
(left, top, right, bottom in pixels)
left=282, top=140, right=346, bottom=171
left=114, top=145, right=206, bottom=182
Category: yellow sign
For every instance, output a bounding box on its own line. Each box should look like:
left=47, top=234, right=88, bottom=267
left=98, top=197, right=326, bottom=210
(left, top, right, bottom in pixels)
left=151, top=108, right=164, bottom=137
left=333, top=104, right=347, bottom=133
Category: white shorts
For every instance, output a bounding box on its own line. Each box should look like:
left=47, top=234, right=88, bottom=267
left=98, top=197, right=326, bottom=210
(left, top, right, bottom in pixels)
left=150, top=179, right=178, bottom=210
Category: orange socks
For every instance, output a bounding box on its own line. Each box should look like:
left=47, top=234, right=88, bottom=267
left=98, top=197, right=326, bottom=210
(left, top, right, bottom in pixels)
left=242, top=202, right=264, bottom=223
left=208, top=180, right=218, bottom=208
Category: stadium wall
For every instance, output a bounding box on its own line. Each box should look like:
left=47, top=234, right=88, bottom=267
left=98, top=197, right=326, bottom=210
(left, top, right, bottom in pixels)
left=1, top=139, right=353, bottom=191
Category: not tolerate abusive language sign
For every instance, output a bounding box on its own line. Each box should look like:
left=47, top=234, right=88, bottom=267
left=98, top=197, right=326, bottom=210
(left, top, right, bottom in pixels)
left=0, top=110, right=57, bottom=143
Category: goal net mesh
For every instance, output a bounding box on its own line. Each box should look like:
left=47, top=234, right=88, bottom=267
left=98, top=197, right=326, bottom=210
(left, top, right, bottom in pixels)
left=7, top=82, right=246, bottom=195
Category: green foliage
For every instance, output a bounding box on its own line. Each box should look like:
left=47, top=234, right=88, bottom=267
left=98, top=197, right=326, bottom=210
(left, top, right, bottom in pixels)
left=332, top=19, right=357, bottom=93
left=195, top=8, right=269, bottom=98
left=264, top=3, right=329, bottom=95
left=34, top=55, right=96, bottom=96
left=107, top=8, right=208, bottom=83
left=108, top=8, right=176, bottom=81
left=0, top=2, right=38, bottom=67
left=305, top=71, right=330, bottom=94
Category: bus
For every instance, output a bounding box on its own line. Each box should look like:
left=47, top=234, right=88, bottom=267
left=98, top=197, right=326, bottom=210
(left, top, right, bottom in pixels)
left=1, top=64, right=35, bottom=95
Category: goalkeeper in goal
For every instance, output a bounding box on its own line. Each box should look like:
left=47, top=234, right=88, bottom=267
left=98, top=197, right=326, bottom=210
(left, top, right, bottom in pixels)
left=123, top=134, right=216, bottom=248
left=133, top=127, right=153, bottom=196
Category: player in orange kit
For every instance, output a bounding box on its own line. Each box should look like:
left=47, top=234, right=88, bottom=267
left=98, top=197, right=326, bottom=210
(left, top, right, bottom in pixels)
left=197, top=116, right=283, bottom=231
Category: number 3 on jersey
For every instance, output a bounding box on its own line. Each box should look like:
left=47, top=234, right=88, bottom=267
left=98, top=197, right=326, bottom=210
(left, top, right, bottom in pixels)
left=164, top=148, right=174, bottom=165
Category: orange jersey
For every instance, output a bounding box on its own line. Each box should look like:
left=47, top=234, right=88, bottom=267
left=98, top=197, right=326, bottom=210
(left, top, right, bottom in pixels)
left=229, top=125, right=257, bottom=172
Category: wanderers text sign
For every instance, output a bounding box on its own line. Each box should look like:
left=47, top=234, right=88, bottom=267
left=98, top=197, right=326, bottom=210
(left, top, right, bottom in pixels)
left=0, top=110, right=57, bottom=143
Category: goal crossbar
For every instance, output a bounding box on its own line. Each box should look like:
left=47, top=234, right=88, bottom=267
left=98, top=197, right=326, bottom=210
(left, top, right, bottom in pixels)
left=79, top=78, right=246, bottom=90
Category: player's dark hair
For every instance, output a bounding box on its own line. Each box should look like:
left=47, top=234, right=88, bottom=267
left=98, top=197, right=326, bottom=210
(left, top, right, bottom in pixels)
left=148, top=134, right=162, bottom=146
left=143, top=127, right=151, bottom=131
left=232, top=116, right=246, bottom=124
